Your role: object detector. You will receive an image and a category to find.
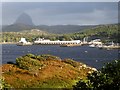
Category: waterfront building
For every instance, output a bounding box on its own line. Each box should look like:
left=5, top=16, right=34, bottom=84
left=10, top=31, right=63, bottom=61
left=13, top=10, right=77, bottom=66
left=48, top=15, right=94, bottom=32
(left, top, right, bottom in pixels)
left=19, top=38, right=27, bottom=43
left=17, top=38, right=32, bottom=46
left=34, top=38, right=81, bottom=45
left=89, top=39, right=102, bottom=45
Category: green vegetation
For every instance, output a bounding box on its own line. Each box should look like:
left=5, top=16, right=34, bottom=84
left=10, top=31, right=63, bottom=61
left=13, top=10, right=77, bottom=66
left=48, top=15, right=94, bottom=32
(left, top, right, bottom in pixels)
left=0, top=76, right=11, bottom=89
left=1, top=24, right=119, bottom=43
left=2, top=54, right=120, bottom=89
left=16, top=54, right=61, bottom=71
left=73, top=60, right=120, bottom=89
left=63, top=59, right=82, bottom=68
left=69, top=24, right=119, bottom=43
left=16, top=54, right=44, bottom=71
left=1, top=30, right=56, bottom=42
left=2, top=54, right=94, bottom=88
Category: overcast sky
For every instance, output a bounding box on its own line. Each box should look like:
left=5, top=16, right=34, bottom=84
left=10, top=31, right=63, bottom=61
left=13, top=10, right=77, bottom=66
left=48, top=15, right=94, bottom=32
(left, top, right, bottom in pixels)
left=1, top=0, right=120, bottom=2
left=1, top=2, right=118, bottom=25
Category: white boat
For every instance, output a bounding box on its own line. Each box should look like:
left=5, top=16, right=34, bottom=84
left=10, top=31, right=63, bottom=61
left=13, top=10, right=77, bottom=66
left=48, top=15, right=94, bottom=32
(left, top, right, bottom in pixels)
left=89, top=44, right=96, bottom=47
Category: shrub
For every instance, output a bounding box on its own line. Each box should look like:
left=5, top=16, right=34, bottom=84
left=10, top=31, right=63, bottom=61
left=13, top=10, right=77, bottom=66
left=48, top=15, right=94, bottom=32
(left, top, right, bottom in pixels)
left=16, top=54, right=61, bottom=71
left=39, top=54, right=61, bottom=61
left=63, top=59, right=80, bottom=67
left=25, top=53, right=37, bottom=59
left=16, top=55, right=43, bottom=71
left=73, top=60, right=120, bottom=89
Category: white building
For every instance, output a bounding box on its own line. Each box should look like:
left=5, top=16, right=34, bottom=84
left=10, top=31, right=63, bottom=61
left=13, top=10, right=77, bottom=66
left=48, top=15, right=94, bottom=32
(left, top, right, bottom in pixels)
left=17, top=38, right=32, bottom=46
left=19, top=38, right=27, bottom=43
left=34, top=38, right=81, bottom=45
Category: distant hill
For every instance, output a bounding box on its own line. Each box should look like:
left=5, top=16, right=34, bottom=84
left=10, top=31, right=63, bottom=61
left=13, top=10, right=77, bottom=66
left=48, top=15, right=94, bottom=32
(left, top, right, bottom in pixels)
left=2, top=24, right=96, bottom=34
left=2, top=24, right=35, bottom=32
left=2, top=12, right=97, bottom=33
left=36, top=25, right=96, bottom=34
left=14, top=13, right=34, bottom=26
left=2, top=13, right=35, bottom=32
left=19, top=29, right=49, bottom=35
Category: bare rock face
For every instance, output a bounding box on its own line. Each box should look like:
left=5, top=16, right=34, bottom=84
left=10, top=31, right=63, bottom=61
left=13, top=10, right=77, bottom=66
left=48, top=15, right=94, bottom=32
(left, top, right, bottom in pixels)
left=14, top=13, right=34, bottom=26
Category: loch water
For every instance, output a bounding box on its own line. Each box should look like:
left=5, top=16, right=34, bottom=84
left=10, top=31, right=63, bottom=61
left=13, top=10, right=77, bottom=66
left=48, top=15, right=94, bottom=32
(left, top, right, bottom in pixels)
left=2, top=44, right=119, bottom=69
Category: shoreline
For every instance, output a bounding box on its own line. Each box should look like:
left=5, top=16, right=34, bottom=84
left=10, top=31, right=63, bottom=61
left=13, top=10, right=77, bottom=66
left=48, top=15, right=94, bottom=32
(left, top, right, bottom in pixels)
left=0, top=42, right=120, bottom=49
left=0, top=42, right=17, bottom=44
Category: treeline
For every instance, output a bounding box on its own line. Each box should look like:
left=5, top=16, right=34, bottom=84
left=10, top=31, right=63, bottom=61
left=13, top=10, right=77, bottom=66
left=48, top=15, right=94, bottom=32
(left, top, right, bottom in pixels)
left=1, top=32, right=75, bottom=42
left=1, top=31, right=58, bottom=42
left=69, top=24, right=119, bottom=43
left=1, top=24, right=119, bottom=43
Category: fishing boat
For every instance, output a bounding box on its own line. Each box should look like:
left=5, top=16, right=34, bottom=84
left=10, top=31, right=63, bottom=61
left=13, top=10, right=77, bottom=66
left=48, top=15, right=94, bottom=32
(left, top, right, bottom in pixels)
left=89, top=44, right=96, bottom=48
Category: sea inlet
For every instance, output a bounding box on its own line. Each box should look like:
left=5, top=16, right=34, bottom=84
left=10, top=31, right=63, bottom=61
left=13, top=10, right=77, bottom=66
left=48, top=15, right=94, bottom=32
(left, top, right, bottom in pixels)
left=2, top=44, right=119, bottom=69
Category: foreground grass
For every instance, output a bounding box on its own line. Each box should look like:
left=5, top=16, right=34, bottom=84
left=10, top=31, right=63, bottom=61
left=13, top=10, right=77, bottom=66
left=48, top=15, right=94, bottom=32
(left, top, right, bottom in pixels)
left=2, top=54, right=96, bottom=88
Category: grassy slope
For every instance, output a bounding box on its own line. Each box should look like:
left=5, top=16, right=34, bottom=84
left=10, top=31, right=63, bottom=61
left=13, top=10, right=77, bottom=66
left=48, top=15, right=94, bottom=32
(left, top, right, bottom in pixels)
left=76, top=24, right=118, bottom=40
left=2, top=54, right=95, bottom=88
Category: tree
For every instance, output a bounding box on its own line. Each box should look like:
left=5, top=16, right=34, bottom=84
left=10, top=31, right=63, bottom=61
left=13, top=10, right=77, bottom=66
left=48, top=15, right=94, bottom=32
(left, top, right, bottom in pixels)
left=73, top=60, right=120, bottom=90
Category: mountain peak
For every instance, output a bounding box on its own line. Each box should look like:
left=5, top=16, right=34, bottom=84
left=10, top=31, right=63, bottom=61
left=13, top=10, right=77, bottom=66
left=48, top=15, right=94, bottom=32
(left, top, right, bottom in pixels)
left=14, top=13, right=34, bottom=26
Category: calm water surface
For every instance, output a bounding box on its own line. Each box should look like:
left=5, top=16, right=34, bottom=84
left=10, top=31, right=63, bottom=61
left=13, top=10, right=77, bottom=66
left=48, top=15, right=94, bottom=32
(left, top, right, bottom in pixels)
left=2, top=44, right=119, bottom=69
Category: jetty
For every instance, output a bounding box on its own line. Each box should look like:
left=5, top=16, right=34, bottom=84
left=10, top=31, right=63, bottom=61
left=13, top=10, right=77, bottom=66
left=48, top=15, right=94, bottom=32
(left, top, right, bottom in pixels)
left=100, top=45, right=120, bottom=49
left=60, top=44, right=81, bottom=47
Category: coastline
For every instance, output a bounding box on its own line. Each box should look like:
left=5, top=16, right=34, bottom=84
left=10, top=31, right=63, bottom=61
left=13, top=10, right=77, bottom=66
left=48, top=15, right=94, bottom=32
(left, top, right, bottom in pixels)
left=0, top=42, right=17, bottom=44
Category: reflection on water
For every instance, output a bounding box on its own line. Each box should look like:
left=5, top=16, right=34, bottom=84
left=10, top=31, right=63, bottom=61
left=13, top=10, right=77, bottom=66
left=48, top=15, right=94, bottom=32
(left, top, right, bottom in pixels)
left=2, top=44, right=119, bottom=69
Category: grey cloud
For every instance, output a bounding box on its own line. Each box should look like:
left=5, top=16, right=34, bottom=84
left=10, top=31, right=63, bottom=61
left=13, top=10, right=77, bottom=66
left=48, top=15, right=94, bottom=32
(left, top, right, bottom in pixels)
left=1, top=0, right=119, bottom=2
left=2, top=2, right=118, bottom=25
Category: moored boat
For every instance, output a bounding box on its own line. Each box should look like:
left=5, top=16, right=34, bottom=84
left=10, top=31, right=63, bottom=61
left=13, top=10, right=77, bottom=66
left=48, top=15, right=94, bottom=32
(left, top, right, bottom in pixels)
left=89, top=44, right=96, bottom=48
